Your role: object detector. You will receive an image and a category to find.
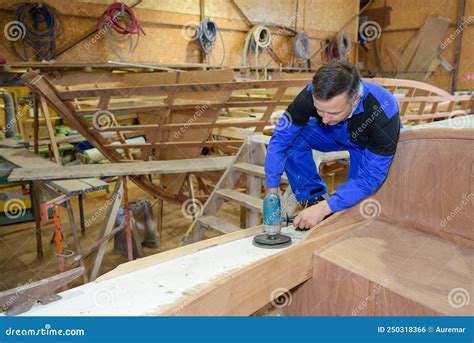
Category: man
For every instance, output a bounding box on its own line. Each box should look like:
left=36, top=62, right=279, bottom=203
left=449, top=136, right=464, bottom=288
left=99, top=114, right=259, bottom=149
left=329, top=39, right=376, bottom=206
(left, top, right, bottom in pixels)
left=265, top=60, right=401, bottom=230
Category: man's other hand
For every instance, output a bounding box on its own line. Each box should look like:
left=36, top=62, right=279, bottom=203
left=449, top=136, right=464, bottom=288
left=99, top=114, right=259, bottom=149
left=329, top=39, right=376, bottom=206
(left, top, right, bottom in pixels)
left=293, top=200, right=333, bottom=229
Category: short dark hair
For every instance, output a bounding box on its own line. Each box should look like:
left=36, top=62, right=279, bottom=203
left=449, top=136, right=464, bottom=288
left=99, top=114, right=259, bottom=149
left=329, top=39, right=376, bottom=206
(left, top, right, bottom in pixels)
left=312, top=60, right=360, bottom=101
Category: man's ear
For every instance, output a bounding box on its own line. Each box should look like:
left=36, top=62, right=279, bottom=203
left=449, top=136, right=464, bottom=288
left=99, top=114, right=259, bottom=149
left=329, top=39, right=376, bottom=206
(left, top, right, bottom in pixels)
left=352, top=94, right=360, bottom=107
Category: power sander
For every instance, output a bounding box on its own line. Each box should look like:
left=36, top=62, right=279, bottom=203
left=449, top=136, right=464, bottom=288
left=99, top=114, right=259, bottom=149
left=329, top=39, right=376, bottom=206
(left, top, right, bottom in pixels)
left=253, top=192, right=294, bottom=249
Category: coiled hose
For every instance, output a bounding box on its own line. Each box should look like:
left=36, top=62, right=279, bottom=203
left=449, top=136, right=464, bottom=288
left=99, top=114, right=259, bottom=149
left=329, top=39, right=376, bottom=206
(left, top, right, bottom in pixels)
left=195, top=18, right=225, bottom=65
left=97, top=1, right=145, bottom=59
left=196, top=18, right=217, bottom=56
left=336, top=31, right=352, bottom=60
left=241, top=25, right=272, bottom=67
left=293, top=32, right=311, bottom=60
left=11, top=2, right=62, bottom=61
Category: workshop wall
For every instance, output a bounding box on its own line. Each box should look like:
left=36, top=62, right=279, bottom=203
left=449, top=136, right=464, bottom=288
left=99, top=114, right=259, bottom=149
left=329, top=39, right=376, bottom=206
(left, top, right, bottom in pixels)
left=0, top=0, right=360, bottom=69
left=359, top=0, right=473, bottom=91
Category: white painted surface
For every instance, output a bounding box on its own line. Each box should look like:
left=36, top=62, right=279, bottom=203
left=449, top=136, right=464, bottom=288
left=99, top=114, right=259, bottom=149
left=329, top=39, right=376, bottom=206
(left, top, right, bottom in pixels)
left=401, top=115, right=474, bottom=130
left=19, top=227, right=303, bottom=316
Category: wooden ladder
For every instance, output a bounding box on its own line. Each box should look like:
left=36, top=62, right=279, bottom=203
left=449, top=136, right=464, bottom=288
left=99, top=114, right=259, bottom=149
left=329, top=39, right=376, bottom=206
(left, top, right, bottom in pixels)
left=182, top=135, right=293, bottom=244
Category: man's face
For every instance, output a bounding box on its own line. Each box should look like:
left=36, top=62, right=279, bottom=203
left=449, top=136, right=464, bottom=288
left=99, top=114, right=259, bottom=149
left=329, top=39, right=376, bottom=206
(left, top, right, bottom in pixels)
left=313, top=92, right=359, bottom=126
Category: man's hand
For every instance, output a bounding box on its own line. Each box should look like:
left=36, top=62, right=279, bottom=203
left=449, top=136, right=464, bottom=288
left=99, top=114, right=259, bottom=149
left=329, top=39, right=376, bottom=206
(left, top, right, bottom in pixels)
left=293, top=200, right=333, bottom=229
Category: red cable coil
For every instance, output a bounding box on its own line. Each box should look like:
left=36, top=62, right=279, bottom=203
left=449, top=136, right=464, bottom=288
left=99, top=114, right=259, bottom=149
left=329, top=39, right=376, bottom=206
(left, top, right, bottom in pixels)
left=97, top=2, right=145, bottom=35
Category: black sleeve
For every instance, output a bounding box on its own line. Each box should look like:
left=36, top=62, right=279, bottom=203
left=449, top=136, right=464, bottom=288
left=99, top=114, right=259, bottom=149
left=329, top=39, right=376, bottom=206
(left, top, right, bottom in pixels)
left=285, top=87, right=316, bottom=126
left=368, top=112, right=400, bottom=156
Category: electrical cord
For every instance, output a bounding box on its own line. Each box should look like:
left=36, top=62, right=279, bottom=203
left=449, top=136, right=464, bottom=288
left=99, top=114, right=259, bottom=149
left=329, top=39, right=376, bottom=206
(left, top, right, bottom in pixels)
left=196, top=18, right=216, bottom=57
left=10, top=2, right=62, bottom=61
left=336, top=31, right=352, bottom=60
left=97, top=1, right=145, bottom=35
left=293, top=32, right=311, bottom=60
left=97, top=1, right=145, bottom=59
left=241, top=25, right=272, bottom=67
left=192, top=18, right=225, bottom=66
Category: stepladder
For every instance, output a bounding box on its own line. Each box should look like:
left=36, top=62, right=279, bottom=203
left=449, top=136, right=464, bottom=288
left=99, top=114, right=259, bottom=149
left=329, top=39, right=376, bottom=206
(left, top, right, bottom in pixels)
left=182, top=135, right=298, bottom=244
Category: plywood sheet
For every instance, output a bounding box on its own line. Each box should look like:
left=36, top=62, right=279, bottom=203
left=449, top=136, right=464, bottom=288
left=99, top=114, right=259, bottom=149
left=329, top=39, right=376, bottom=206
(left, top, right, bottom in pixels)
left=316, top=220, right=474, bottom=316
left=286, top=255, right=372, bottom=316
left=372, top=130, right=474, bottom=243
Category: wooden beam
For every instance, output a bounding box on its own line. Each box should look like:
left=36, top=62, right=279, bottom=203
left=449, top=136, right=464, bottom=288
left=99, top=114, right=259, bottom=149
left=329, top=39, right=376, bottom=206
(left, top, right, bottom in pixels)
left=160, top=224, right=357, bottom=315
left=449, top=0, right=466, bottom=93
left=39, top=96, right=61, bottom=164
left=9, top=156, right=234, bottom=182
left=98, top=226, right=264, bottom=282
left=57, top=79, right=310, bottom=100
left=90, top=178, right=123, bottom=281
left=102, top=140, right=243, bottom=149
left=75, top=100, right=292, bottom=116
left=255, top=88, right=286, bottom=132
left=89, top=121, right=266, bottom=132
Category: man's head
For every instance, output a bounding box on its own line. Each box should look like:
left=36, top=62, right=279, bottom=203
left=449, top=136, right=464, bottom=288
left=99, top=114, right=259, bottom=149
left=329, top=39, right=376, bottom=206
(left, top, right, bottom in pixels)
left=311, top=61, right=361, bottom=125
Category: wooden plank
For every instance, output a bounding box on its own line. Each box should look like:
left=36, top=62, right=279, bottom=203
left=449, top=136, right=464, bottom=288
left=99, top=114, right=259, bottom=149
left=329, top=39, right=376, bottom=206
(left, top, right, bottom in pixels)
left=255, top=88, right=287, bottom=132
left=374, top=287, right=442, bottom=316
left=9, top=156, right=234, bottom=182
left=198, top=215, right=241, bottom=234
left=396, top=16, right=451, bottom=80
left=367, top=77, right=451, bottom=96
left=160, top=225, right=357, bottom=315
left=65, top=202, right=89, bottom=284
left=98, top=225, right=264, bottom=282
left=234, top=162, right=289, bottom=183
left=396, top=95, right=472, bottom=103
left=403, top=111, right=470, bottom=121
left=160, top=70, right=235, bottom=196
left=215, top=188, right=263, bottom=212
left=91, top=121, right=267, bottom=132
left=182, top=144, right=248, bottom=244
left=48, top=179, right=108, bottom=196
left=102, top=140, right=243, bottom=149
left=0, top=147, right=55, bottom=169
left=0, top=267, right=85, bottom=316
left=372, top=128, right=474, bottom=245
left=245, top=141, right=265, bottom=227
left=90, top=179, right=123, bottom=281
left=213, top=127, right=253, bottom=140
left=76, top=100, right=293, bottom=116
left=78, top=178, right=109, bottom=190
left=141, top=91, right=177, bottom=161
left=39, top=96, right=61, bottom=164
left=316, top=221, right=473, bottom=316
left=57, top=79, right=310, bottom=100
left=32, top=181, right=43, bottom=259
left=286, top=255, right=372, bottom=316
left=48, top=179, right=96, bottom=195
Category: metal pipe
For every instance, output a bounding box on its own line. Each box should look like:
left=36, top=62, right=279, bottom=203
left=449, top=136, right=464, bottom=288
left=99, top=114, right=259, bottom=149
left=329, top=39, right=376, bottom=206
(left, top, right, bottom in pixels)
left=0, top=90, right=15, bottom=138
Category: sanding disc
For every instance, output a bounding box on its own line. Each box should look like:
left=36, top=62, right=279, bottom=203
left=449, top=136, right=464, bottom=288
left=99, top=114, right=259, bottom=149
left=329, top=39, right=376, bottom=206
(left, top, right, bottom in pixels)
left=253, top=233, right=292, bottom=249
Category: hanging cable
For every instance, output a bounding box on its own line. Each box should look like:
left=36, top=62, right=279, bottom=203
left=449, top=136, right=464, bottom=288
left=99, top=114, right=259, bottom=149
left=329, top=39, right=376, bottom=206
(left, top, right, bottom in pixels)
left=9, top=2, right=62, bottom=61
left=196, top=18, right=216, bottom=58
left=336, top=31, right=352, bottom=60
left=97, top=1, right=145, bottom=59
left=293, top=32, right=311, bottom=60
left=187, top=18, right=225, bottom=66
left=98, top=2, right=145, bottom=35
left=241, top=25, right=272, bottom=69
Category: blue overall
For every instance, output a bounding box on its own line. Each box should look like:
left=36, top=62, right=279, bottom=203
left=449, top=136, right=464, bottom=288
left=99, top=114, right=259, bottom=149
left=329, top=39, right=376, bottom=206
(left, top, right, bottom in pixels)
left=265, top=81, right=401, bottom=213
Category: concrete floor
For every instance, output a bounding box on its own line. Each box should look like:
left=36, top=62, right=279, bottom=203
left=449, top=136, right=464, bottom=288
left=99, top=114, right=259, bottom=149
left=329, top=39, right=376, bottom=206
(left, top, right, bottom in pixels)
left=0, top=169, right=347, bottom=292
